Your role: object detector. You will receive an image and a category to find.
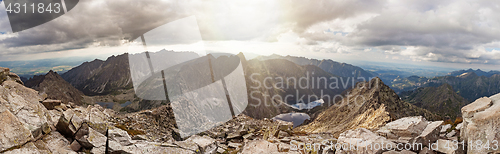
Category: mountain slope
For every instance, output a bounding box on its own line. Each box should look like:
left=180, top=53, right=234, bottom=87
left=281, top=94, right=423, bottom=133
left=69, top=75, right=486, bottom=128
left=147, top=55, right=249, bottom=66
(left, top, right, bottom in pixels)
left=25, top=70, right=85, bottom=105
left=257, top=54, right=374, bottom=79
left=296, top=77, right=440, bottom=137
left=61, top=54, right=132, bottom=95
left=400, top=83, right=467, bottom=119
left=424, top=72, right=500, bottom=102
left=242, top=58, right=347, bottom=119
left=61, top=50, right=200, bottom=96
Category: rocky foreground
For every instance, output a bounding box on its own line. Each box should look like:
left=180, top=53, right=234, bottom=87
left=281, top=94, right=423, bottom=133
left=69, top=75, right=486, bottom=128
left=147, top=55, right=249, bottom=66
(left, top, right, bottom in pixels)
left=1, top=67, right=500, bottom=154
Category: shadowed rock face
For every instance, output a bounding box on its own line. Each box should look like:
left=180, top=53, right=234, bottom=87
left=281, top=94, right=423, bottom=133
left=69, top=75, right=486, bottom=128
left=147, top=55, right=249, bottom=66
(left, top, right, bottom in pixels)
left=61, top=54, right=133, bottom=96
left=25, top=70, right=85, bottom=105
left=297, top=77, right=440, bottom=137
left=242, top=58, right=346, bottom=120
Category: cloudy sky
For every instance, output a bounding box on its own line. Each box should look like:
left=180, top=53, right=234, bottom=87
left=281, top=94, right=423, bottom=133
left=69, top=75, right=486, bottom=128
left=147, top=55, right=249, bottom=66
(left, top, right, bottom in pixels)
left=0, top=0, right=499, bottom=70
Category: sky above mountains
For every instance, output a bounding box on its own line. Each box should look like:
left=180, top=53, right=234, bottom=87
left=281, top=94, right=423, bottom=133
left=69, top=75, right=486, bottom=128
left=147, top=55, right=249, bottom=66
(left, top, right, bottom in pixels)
left=0, top=0, right=499, bottom=70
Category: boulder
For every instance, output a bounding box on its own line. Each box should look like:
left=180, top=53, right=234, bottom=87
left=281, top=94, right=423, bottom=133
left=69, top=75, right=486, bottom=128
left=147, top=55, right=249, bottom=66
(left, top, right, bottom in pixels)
left=413, top=121, right=443, bottom=146
left=2, top=142, right=41, bottom=154
left=41, top=100, right=62, bottom=110
left=87, top=107, right=109, bottom=135
left=40, top=131, right=77, bottom=154
left=337, top=128, right=396, bottom=154
left=440, top=124, right=451, bottom=133
left=108, top=126, right=134, bottom=146
left=55, top=109, right=77, bottom=136
left=47, top=110, right=62, bottom=127
left=90, top=146, right=106, bottom=154
left=378, top=116, right=428, bottom=138
left=240, top=140, right=279, bottom=154
left=77, top=127, right=106, bottom=148
left=461, top=93, right=500, bottom=154
left=0, top=108, right=34, bottom=152
left=69, top=140, right=81, bottom=152
left=1, top=81, right=51, bottom=139
left=186, top=135, right=217, bottom=154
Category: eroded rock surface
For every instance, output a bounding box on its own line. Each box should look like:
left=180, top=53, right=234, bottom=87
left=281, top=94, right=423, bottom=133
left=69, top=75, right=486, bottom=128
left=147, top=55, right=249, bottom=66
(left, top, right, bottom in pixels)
left=461, top=93, right=500, bottom=154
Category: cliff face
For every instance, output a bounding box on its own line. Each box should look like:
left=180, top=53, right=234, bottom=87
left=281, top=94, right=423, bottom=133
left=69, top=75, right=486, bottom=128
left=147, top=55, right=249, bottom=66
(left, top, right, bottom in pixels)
left=297, top=77, right=440, bottom=137
left=25, top=70, right=85, bottom=105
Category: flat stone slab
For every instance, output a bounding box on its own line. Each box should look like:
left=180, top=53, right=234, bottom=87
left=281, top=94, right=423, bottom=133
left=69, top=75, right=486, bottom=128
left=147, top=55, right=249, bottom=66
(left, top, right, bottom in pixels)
left=462, top=97, right=492, bottom=118
left=380, top=116, right=428, bottom=137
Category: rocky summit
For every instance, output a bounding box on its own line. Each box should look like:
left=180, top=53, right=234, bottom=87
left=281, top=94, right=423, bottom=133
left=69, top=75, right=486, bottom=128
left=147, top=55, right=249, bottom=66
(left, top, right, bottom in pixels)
left=297, top=77, right=440, bottom=137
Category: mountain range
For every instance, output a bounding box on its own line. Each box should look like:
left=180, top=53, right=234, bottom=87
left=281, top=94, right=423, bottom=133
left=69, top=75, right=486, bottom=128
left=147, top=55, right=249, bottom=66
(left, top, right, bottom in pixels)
left=256, top=54, right=375, bottom=79
left=448, top=68, right=500, bottom=77
left=399, top=83, right=467, bottom=120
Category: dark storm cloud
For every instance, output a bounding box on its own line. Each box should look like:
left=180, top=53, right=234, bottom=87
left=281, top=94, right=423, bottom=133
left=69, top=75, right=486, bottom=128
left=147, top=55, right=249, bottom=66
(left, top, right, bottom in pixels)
left=289, top=0, right=500, bottom=64
left=0, top=0, right=193, bottom=54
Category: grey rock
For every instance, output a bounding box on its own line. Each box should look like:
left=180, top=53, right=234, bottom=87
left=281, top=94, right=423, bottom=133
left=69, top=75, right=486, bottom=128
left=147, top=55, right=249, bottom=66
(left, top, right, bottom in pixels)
left=108, top=126, right=133, bottom=146
left=441, top=124, right=451, bottom=133
left=445, top=130, right=456, bottom=138
left=186, top=135, right=217, bottom=154
left=41, top=99, right=62, bottom=110
left=1, top=81, right=51, bottom=139
left=434, top=139, right=464, bottom=154
left=461, top=94, right=500, bottom=154
left=2, top=142, right=41, bottom=154
left=240, top=140, right=279, bottom=154
left=379, top=116, right=428, bottom=138
left=414, top=121, right=443, bottom=146
left=41, top=131, right=77, bottom=154
left=77, top=127, right=106, bottom=148
left=0, top=108, right=34, bottom=152
left=337, top=128, right=396, bottom=154
left=70, top=140, right=81, bottom=152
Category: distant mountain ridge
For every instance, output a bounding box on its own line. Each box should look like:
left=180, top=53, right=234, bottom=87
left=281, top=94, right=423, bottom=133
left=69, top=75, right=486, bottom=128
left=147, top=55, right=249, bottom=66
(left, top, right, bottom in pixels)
left=448, top=68, right=500, bottom=77
left=61, top=54, right=133, bottom=96
left=256, top=54, right=375, bottom=79
left=400, top=83, right=468, bottom=119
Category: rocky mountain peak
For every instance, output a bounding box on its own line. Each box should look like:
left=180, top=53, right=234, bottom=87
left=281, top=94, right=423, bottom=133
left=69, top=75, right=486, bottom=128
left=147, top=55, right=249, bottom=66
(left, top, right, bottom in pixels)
left=25, top=70, right=85, bottom=105
left=297, top=77, right=440, bottom=137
